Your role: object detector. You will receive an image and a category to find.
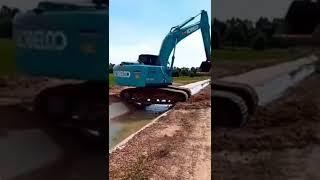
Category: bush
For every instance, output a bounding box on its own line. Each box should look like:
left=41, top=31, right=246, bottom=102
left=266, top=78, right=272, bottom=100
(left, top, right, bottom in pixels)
left=109, top=63, right=114, bottom=73
left=252, top=33, right=266, bottom=50
left=189, top=72, right=196, bottom=77
left=0, top=17, right=12, bottom=38
left=268, top=37, right=289, bottom=48
left=172, top=70, right=180, bottom=77
left=180, top=68, right=190, bottom=76
left=213, top=30, right=221, bottom=49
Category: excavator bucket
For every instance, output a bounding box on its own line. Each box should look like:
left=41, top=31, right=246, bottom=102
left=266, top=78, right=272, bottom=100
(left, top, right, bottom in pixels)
left=199, top=60, right=212, bottom=72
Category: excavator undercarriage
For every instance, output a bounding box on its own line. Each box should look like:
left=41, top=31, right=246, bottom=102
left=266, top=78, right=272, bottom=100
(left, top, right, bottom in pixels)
left=120, top=86, right=191, bottom=106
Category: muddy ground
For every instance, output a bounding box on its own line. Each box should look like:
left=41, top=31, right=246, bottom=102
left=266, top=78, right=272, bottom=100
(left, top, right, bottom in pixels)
left=214, top=73, right=320, bottom=180
left=109, top=86, right=211, bottom=180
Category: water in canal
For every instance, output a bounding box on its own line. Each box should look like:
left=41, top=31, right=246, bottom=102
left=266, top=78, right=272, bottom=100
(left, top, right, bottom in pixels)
left=109, top=104, right=171, bottom=150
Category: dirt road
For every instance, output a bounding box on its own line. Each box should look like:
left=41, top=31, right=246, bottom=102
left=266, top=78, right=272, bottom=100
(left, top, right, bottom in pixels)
left=214, top=73, right=320, bottom=180
left=109, top=87, right=211, bottom=179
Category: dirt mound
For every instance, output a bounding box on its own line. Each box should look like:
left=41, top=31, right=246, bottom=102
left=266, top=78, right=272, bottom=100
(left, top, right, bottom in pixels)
left=175, top=86, right=211, bottom=110
left=109, top=87, right=211, bottom=179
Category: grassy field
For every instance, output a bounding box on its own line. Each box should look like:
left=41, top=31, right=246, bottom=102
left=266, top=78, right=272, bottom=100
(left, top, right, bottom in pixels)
left=213, top=47, right=309, bottom=63
left=0, top=38, right=16, bottom=76
left=173, top=75, right=210, bottom=85
left=212, top=47, right=311, bottom=78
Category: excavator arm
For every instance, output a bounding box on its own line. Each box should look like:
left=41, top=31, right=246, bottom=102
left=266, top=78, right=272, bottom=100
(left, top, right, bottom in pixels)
left=158, top=10, right=211, bottom=70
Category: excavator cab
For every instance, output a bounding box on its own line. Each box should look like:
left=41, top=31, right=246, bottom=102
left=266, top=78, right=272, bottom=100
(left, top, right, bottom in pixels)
left=138, top=54, right=161, bottom=66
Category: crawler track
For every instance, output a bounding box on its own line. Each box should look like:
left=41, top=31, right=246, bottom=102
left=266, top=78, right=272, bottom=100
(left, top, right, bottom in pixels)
left=120, top=86, right=191, bottom=106
left=213, top=90, right=249, bottom=127
left=212, top=81, right=258, bottom=127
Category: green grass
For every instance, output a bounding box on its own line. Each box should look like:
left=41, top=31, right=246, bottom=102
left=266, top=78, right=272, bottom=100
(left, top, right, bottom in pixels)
left=212, top=47, right=312, bottom=78
left=173, top=75, right=210, bottom=85
left=0, top=38, right=16, bottom=76
left=213, top=47, right=309, bottom=63
left=109, top=73, right=115, bottom=87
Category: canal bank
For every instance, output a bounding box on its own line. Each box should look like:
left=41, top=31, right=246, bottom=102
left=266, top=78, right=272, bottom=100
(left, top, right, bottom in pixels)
left=109, top=84, right=211, bottom=179
left=108, top=79, right=210, bottom=150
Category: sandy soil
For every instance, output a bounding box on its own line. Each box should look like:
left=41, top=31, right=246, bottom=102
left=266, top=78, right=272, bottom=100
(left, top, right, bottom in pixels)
left=109, top=87, right=211, bottom=180
left=213, top=74, right=320, bottom=180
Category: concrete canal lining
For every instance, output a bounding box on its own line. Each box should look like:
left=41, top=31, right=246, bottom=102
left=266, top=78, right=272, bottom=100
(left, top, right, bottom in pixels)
left=220, top=54, right=318, bottom=106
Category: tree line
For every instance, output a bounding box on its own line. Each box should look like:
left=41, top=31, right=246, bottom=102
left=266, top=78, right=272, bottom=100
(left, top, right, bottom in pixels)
left=213, top=17, right=288, bottom=50
left=214, top=0, right=320, bottom=50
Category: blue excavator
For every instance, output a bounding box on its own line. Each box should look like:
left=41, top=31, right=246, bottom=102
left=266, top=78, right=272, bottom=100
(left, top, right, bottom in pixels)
left=113, top=10, right=258, bottom=127
left=13, top=1, right=257, bottom=128
left=113, top=10, right=212, bottom=106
